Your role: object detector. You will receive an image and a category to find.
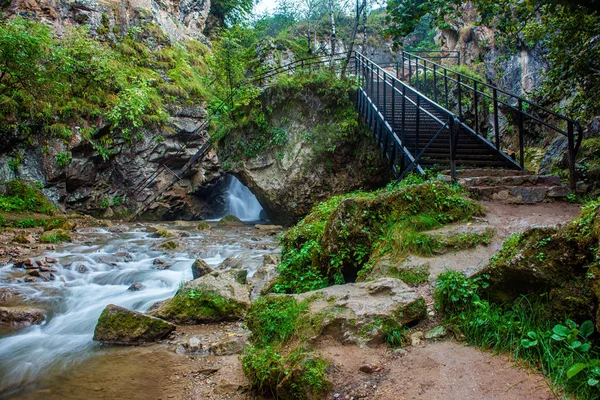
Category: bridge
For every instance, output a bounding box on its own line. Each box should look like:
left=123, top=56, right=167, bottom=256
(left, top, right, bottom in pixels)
left=129, top=51, right=583, bottom=220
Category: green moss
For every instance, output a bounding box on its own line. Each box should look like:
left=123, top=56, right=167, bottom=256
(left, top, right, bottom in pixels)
left=197, top=221, right=211, bottom=230
left=160, top=241, right=178, bottom=250
left=394, top=265, right=430, bottom=286
left=0, top=180, right=55, bottom=215
left=156, top=230, right=172, bottom=238
left=94, top=305, right=174, bottom=344
left=40, top=230, right=71, bottom=243
left=157, top=288, right=246, bottom=324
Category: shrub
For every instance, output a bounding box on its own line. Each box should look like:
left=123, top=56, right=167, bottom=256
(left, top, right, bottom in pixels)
left=40, top=230, right=71, bottom=243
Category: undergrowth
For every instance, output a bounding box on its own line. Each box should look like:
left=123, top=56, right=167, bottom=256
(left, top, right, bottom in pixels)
left=0, top=180, right=55, bottom=215
left=435, top=270, right=600, bottom=399
left=242, top=296, right=330, bottom=399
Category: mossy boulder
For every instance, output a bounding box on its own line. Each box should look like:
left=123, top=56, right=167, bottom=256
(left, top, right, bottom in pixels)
left=218, top=214, right=244, bottom=227
left=295, top=278, right=427, bottom=346
left=476, top=199, right=600, bottom=326
left=152, top=271, right=251, bottom=324
left=197, top=221, right=211, bottom=231
left=191, top=258, right=214, bottom=279
left=93, top=304, right=175, bottom=345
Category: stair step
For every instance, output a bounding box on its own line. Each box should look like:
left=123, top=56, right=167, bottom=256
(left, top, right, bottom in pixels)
left=468, top=185, right=569, bottom=203
left=460, top=175, right=561, bottom=187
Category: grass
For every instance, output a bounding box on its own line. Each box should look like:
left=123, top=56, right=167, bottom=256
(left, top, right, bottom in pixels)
left=241, top=296, right=330, bottom=399
left=393, top=265, right=430, bottom=286
left=435, top=270, right=600, bottom=399
left=40, top=230, right=71, bottom=243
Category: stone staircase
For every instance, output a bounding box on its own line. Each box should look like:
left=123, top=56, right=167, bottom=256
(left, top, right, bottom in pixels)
left=447, top=169, right=570, bottom=203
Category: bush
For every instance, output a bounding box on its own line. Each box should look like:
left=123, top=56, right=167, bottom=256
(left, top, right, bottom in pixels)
left=40, top=230, right=71, bottom=243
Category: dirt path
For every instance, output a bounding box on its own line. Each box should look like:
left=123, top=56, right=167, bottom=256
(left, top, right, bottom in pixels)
left=322, top=341, right=555, bottom=400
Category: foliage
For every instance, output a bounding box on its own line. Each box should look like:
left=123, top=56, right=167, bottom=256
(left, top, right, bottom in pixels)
left=436, top=270, right=600, bottom=398
left=242, top=296, right=330, bottom=399
left=0, top=18, right=208, bottom=157
left=40, top=230, right=71, bottom=243
left=0, top=180, right=55, bottom=215
left=55, top=151, right=72, bottom=168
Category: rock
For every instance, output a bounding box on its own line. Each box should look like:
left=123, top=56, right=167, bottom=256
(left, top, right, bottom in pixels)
left=228, top=269, right=248, bottom=285
left=359, top=364, right=382, bottom=374
left=45, top=257, right=59, bottom=264
left=128, top=283, right=145, bottom=291
left=13, top=258, right=35, bottom=269
left=254, top=224, right=283, bottom=230
left=197, top=221, right=211, bottom=231
left=252, top=254, right=280, bottom=296
left=216, top=255, right=247, bottom=270
left=0, top=306, right=45, bottom=327
left=218, top=214, right=244, bottom=227
left=187, top=337, right=202, bottom=353
left=424, top=325, right=447, bottom=340
left=214, top=381, right=241, bottom=396
left=0, top=288, right=24, bottom=306
left=13, top=234, right=33, bottom=244
left=93, top=304, right=175, bottom=345
left=191, top=258, right=214, bottom=279
left=74, top=264, right=90, bottom=273
left=152, top=258, right=173, bottom=270
left=410, top=331, right=424, bottom=346
left=208, top=336, right=248, bottom=355
left=296, top=278, right=427, bottom=346
left=27, top=269, right=41, bottom=277
left=152, top=271, right=251, bottom=324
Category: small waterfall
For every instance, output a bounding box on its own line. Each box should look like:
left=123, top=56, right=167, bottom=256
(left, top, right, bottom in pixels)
left=225, top=176, right=264, bottom=221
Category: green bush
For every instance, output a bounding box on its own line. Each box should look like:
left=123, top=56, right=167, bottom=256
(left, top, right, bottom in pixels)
left=13, top=218, right=40, bottom=228
left=245, top=296, right=309, bottom=347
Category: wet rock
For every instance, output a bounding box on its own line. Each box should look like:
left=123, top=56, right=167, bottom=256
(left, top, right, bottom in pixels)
left=93, top=304, right=175, bottom=345
left=359, top=364, right=382, bottom=374
left=296, top=278, right=427, bottom=346
left=191, top=258, right=214, bottom=279
left=45, top=257, right=59, bottom=264
left=0, top=288, right=24, bottom=306
left=0, top=306, right=45, bottom=327
left=197, top=222, right=211, bottom=231
left=218, top=214, right=244, bottom=227
left=216, top=255, right=247, bottom=270
left=152, top=258, right=173, bottom=270
left=128, top=283, right=145, bottom=291
left=187, top=336, right=202, bottom=353
left=74, top=264, right=90, bottom=273
left=410, top=331, right=424, bottom=346
left=208, top=336, right=248, bottom=355
left=152, top=271, right=251, bottom=324
left=425, top=325, right=447, bottom=340
left=13, top=234, right=33, bottom=244
left=27, top=269, right=41, bottom=277
left=13, top=258, right=35, bottom=269
left=254, top=224, right=283, bottom=230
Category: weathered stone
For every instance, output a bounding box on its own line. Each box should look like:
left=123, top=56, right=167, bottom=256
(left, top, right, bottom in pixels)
left=128, top=283, right=145, bottom=291
left=0, top=288, right=24, bottom=306
left=187, top=337, right=202, bottom=353
left=425, top=325, right=447, bottom=340
left=216, top=255, right=247, bottom=270
left=93, top=304, right=175, bottom=345
left=0, top=306, right=45, bottom=327
left=254, top=224, right=283, bottom=230
left=13, top=258, right=35, bottom=269
left=152, top=271, right=251, bottom=324
left=208, top=336, right=248, bottom=356
left=296, top=278, right=427, bottom=347
left=191, top=258, right=214, bottom=279
left=359, top=364, right=382, bottom=374
left=218, top=214, right=244, bottom=227
left=152, top=258, right=173, bottom=270
left=410, top=331, right=424, bottom=346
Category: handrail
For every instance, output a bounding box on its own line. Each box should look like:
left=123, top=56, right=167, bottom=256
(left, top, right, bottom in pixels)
left=397, top=50, right=583, bottom=188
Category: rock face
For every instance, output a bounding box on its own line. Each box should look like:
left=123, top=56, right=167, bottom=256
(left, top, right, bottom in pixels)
left=93, top=304, right=175, bottom=345
left=0, top=306, right=46, bottom=328
left=218, top=80, right=391, bottom=226
left=6, top=0, right=210, bottom=44
left=296, top=278, right=427, bottom=346
left=153, top=271, right=251, bottom=324
left=191, top=258, right=214, bottom=279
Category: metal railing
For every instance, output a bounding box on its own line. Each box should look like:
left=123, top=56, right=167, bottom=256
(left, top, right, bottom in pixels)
left=395, top=51, right=583, bottom=189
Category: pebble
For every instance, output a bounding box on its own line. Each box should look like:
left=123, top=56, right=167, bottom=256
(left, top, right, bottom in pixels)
left=359, top=364, right=382, bottom=374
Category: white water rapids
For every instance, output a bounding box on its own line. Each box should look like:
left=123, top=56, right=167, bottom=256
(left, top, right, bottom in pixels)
left=0, top=223, right=276, bottom=398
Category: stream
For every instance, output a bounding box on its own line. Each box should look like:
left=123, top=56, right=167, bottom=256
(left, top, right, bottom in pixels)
left=0, top=221, right=279, bottom=398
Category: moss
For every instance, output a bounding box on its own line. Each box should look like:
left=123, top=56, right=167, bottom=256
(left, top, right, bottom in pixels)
left=197, top=221, right=211, bottom=230
left=393, top=265, right=430, bottom=286
left=93, top=305, right=174, bottom=344
left=160, top=240, right=178, bottom=250
left=157, top=288, right=246, bottom=324
left=218, top=214, right=244, bottom=226
left=156, top=230, right=172, bottom=238
left=40, top=229, right=71, bottom=243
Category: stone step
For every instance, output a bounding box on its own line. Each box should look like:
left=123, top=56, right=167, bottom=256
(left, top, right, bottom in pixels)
left=442, top=168, right=535, bottom=178
left=468, top=185, right=570, bottom=203
left=460, top=174, right=562, bottom=188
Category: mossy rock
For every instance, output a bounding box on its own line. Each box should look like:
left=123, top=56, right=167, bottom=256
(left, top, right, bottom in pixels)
left=153, top=271, right=251, bottom=324
left=191, top=258, right=213, bottom=279
left=40, top=229, right=71, bottom=244
left=93, top=304, right=175, bottom=345
left=160, top=240, right=178, bottom=250
left=218, top=214, right=244, bottom=227
left=197, top=221, right=211, bottom=231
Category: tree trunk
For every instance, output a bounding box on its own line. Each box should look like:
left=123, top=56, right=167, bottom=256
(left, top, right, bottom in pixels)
left=329, top=0, right=336, bottom=56
left=341, top=0, right=366, bottom=76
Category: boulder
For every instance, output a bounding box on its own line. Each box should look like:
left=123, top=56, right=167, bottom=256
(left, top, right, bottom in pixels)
left=0, top=306, right=46, bottom=327
left=152, top=258, right=173, bottom=270
left=0, top=288, right=24, bottom=306
left=93, top=304, right=175, bottom=345
left=295, top=278, right=427, bottom=346
left=218, top=214, right=244, bottom=227
left=127, top=283, right=145, bottom=291
left=216, top=255, right=247, bottom=270
left=152, top=271, right=251, bottom=324
left=191, top=258, right=214, bottom=279
left=197, top=221, right=211, bottom=231
left=251, top=254, right=281, bottom=296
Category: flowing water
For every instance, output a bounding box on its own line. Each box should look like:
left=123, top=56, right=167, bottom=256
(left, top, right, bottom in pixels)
left=0, top=222, right=279, bottom=398
left=225, top=176, right=264, bottom=221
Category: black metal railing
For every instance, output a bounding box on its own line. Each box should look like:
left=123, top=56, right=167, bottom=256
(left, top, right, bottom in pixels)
left=355, top=52, right=463, bottom=180
left=395, top=51, right=583, bottom=188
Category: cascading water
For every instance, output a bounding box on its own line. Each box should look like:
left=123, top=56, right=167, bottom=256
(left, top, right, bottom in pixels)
left=225, top=176, right=264, bottom=221
left=0, top=224, right=276, bottom=398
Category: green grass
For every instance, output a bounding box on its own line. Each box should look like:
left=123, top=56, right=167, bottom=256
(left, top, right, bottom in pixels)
left=40, top=230, right=71, bottom=243
left=435, top=271, right=600, bottom=399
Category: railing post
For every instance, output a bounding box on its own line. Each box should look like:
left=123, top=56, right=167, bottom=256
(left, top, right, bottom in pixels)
left=474, top=80, right=479, bottom=136
left=444, top=69, right=449, bottom=109
left=376, top=66, right=380, bottom=109
left=402, top=52, right=405, bottom=79
left=396, top=61, right=400, bottom=80
left=416, top=96, right=421, bottom=156
left=401, top=85, right=406, bottom=144
left=568, top=121, right=576, bottom=190
left=457, top=74, right=462, bottom=118
left=493, top=88, right=500, bottom=149
left=391, top=79, right=396, bottom=130
left=433, top=63, right=438, bottom=103
left=518, top=99, right=525, bottom=169
left=408, top=54, right=412, bottom=82
left=449, top=118, right=457, bottom=181
left=383, top=72, right=387, bottom=118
